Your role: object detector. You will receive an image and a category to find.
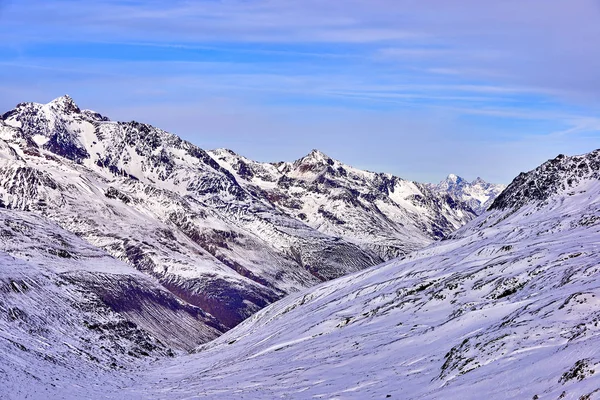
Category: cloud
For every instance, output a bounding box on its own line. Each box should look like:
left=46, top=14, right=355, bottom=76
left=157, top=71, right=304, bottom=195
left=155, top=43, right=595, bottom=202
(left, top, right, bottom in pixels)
left=550, top=117, right=600, bottom=137
left=2, top=0, right=597, bottom=103
left=0, top=0, right=599, bottom=183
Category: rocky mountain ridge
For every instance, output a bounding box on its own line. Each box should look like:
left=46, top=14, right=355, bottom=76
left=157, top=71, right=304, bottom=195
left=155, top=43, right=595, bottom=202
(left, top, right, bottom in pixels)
left=490, top=150, right=600, bottom=211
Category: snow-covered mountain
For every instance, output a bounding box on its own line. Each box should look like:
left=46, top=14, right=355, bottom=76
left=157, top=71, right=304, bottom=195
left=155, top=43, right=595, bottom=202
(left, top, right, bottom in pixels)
left=1, top=94, right=598, bottom=398
left=0, top=95, right=475, bottom=332
left=429, top=174, right=506, bottom=214
left=110, top=149, right=599, bottom=399
left=210, top=148, right=476, bottom=259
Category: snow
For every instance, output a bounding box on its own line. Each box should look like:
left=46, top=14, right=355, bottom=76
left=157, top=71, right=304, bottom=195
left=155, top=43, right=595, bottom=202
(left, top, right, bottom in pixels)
left=31, top=134, right=49, bottom=146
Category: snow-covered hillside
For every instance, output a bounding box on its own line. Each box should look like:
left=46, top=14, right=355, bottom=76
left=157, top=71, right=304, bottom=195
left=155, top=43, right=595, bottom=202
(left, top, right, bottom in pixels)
left=429, top=174, right=506, bottom=214
left=0, top=95, right=476, bottom=329
left=0, top=209, right=223, bottom=399
left=115, top=149, right=600, bottom=399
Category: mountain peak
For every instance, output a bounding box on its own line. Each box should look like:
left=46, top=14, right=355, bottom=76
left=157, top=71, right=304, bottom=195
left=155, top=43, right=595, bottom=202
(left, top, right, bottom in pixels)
left=306, top=149, right=330, bottom=160
left=295, top=149, right=335, bottom=168
left=472, top=177, right=486, bottom=185
left=445, top=173, right=464, bottom=185
left=211, top=148, right=239, bottom=157
left=48, top=95, right=80, bottom=114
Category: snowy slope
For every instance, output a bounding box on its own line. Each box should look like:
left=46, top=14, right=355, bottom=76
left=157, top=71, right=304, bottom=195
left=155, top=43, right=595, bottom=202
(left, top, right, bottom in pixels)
left=429, top=173, right=506, bottom=214
left=115, top=149, right=600, bottom=399
left=0, top=209, right=225, bottom=399
left=210, top=148, right=477, bottom=259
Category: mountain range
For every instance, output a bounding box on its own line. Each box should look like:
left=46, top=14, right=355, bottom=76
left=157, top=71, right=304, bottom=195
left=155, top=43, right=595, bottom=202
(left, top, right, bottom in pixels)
left=0, top=95, right=495, bottom=332
left=6, top=96, right=592, bottom=399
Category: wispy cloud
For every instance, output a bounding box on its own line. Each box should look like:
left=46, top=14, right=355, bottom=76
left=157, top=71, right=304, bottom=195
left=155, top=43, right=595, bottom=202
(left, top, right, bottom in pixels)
left=550, top=118, right=600, bottom=137
left=0, top=0, right=598, bottom=183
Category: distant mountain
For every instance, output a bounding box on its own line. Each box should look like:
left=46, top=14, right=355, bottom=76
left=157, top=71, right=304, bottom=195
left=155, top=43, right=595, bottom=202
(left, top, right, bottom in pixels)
left=0, top=95, right=476, bottom=334
left=429, top=174, right=506, bottom=214
left=210, top=148, right=476, bottom=259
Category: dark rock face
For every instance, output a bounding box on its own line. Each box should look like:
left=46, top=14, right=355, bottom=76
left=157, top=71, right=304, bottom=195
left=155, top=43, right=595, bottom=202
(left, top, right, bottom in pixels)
left=0, top=166, right=61, bottom=210
left=71, top=272, right=226, bottom=347
left=44, top=125, right=90, bottom=162
left=104, top=187, right=132, bottom=204
left=490, top=150, right=600, bottom=211
left=161, top=276, right=281, bottom=329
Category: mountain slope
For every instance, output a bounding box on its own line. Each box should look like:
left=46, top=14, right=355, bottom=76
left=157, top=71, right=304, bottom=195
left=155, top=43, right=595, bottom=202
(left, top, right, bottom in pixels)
left=0, top=96, right=477, bottom=329
left=0, top=96, right=384, bottom=329
left=0, top=208, right=225, bottom=399
left=429, top=173, right=506, bottom=214
left=210, top=148, right=476, bottom=259
left=122, top=149, right=600, bottom=399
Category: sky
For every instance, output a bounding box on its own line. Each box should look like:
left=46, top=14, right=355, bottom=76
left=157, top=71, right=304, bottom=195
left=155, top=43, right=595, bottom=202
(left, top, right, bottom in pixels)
left=0, top=0, right=599, bottom=184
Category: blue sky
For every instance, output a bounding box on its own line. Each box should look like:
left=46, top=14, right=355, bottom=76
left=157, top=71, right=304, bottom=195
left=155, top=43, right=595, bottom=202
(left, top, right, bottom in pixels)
left=1, top=0, right=599, bottom=183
